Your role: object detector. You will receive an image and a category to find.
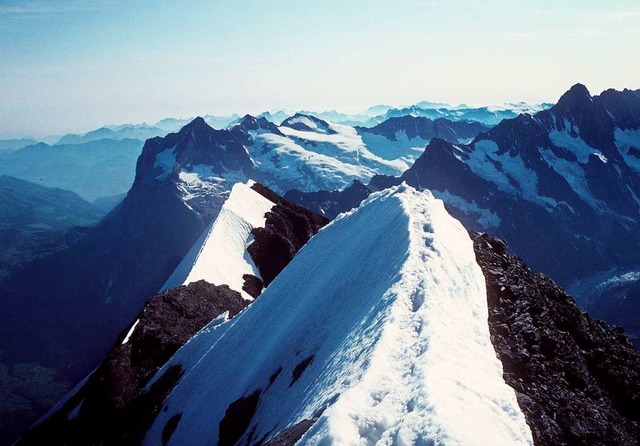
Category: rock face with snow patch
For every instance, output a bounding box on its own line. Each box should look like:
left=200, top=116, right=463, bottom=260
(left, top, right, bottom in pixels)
left=357, top=115, right=488, bottom=156
left=160, top=181, right=329, bottom=298
left=281, top=114, right=338, bottom=135
left=17, top=280, right=249, bottom=446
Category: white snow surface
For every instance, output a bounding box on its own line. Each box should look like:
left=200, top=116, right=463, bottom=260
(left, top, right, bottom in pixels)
left=145, top=184, right=532, bottom=446
left=121, top=319, right=140, bottom=345
left=246, top=120, right=409, bottom=194
left=160, top=181, right=275, bottom=299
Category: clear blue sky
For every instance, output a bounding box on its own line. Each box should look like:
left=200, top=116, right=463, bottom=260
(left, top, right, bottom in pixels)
left=1, top=0, right=639, bottom=136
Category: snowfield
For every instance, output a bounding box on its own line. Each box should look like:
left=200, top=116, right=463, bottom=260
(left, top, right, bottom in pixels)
left=160, top=181, right=275, bottom=299
left=248, top=118, right=409, bottom=193
left=145, top=184, right=532, bottom=446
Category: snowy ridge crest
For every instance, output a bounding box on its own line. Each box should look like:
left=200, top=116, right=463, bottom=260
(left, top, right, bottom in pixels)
left=145, top=184, right=532, bottom=445
left=160, top=181, right=275, bottom=299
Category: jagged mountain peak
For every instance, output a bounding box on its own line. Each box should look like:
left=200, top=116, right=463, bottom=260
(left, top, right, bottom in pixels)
left=419, top=137, right=465, bottom=156
left=359, top=116, right=489, bottom=151
left=553, top=83, right=595, bottom=113
left=280, top=113, right=337, bottom=134
left=598, top=87, right=640, bottom=130
left=133, top=117, right=253, bottom=198
left=177, top=116, right=216, bottom=135
left=233, top=114, right=282, bottom=135
left=425, top=136, right=454, bottom=147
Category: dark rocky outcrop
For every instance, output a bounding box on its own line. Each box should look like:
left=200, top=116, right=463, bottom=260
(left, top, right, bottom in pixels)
left=161, top=413, right=182, bottom=446
left=242, top=274, right=265, bottom=298
left=249, top=183, right=329, bottom=286
left=19, top=363, right=185, bottom=446
left=218, top=389, right=262, bottom=446
left=290, top=355, right=314, bottom=387
left=262, top=419, right=317, bottom=446
left=473, top=231, right=640, bottom=445
left=356, top=115, right=488, bottom=143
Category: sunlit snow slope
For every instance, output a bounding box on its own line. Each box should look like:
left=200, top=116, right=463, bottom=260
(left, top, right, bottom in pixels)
left=160, top=181, right=275, bottom=299
left=145, top=184, right=532, bottom=446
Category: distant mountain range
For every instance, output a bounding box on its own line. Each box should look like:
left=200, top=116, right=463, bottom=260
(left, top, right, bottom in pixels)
left=260, top=101, right=551, bottom=128
left=0, top=139, right=144, bottom=202
left=0, top=101, right=543, bottom=206
left=0, top=138, right=39, bottom=154
left=0, top=175, right=105, bottom=230
left=368, top=102, right=553, bottom=127
left=4, top=100, right=548, bottom=148
left=0, top=175, right=105, bottom=282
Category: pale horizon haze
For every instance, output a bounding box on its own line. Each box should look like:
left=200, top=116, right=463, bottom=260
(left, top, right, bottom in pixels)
left=1, top=0, right=639, bottom=136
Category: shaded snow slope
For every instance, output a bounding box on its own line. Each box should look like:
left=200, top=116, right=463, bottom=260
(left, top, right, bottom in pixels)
left=160, top=181, right=275, bottom=299
left=145, top=184, right=532, bottom=446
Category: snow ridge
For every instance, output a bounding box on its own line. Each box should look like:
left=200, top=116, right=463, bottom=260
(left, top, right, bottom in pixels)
left=160, top=181, right=275, bottom=299
left=145, top=184, right=532, bottom=446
